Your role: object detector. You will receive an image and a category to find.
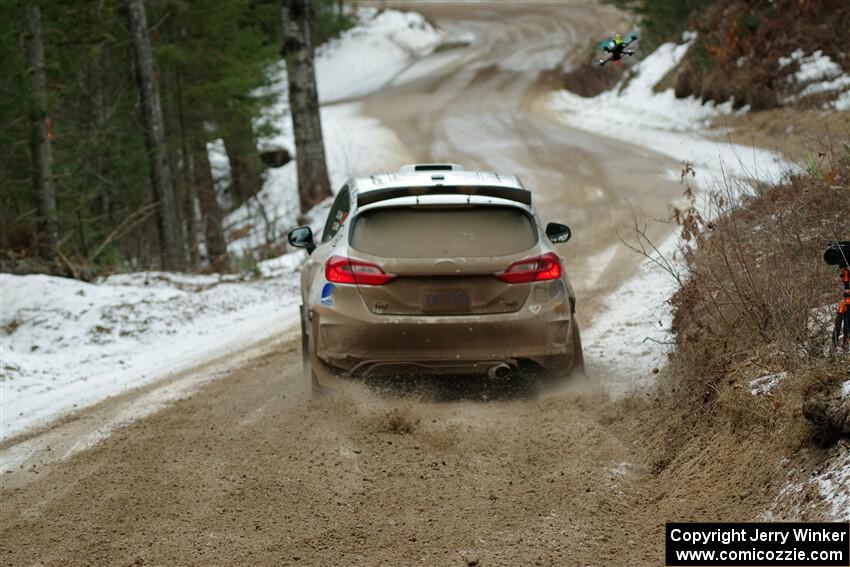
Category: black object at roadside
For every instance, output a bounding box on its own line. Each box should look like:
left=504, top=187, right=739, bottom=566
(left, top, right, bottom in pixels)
left=824, top=240, right=850, bottom=268
left=825, top=241, right=850, bottom=352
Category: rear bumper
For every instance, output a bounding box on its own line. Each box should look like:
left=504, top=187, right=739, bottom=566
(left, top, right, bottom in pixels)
left=310, top=281, right=576, bottom=376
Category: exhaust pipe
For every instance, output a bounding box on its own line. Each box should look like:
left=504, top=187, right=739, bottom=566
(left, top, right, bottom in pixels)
left=487, top=363, right=511, bottom=379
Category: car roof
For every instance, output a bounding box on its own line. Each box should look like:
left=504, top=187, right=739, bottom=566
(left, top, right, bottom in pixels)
left=347, top=164, right=525, bottom=195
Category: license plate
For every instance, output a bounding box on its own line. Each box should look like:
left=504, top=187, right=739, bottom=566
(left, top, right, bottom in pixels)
left=421, top=288, right=471, bottom=313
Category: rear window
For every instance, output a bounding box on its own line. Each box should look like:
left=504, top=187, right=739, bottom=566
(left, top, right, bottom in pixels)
left=349, top=206, right=537, bottom=258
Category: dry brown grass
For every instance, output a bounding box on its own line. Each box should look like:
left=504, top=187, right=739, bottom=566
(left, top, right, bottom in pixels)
left=610, top=154, right=849, bottom=521
left=670, top=155, right=850, bottom=394
left=618, top=143, right=847, bottom=487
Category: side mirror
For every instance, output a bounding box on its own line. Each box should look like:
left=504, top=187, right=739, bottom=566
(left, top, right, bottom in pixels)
left=288, top=225, right=316, bottom=254
left=545, top=222, right=571, bottom=244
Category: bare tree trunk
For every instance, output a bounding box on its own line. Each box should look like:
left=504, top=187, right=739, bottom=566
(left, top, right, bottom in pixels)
left=25, top=0, right=57, bottom=262
left=281, top=0, right=331, bottom=213
left=195, top=139, right=229, bottom=271
left=125, top=0, right=186, bottom=271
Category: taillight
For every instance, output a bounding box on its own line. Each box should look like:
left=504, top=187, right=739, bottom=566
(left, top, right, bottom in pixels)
left=325, top=255, right=396, bottom=285
left=495, top=252, right=562, bottom=284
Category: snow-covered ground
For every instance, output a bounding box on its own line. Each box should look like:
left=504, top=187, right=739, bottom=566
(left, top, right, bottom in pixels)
left=748, top=372, right=789, bottom=396
left=582, top=233, right=678, bottom=393
left=0, top=268, right=301, bottom=439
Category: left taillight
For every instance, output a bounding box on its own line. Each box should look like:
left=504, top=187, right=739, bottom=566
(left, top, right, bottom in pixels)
left=495, top=252, right=562, bottom=284
left=325, top=255, right=396, bottom=285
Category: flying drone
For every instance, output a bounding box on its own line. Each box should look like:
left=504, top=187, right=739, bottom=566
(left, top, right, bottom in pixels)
left=598, top=32, right=639, bottom=66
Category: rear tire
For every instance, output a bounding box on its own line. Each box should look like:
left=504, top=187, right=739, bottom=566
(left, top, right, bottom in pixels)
left=542, top=320, right=585, bottom=382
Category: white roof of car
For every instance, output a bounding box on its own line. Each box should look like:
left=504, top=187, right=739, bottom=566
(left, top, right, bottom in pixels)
left=349, top=164, right=525, bottom=194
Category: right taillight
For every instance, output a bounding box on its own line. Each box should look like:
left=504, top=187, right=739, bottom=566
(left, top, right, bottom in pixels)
left=325, top=255, right=396, bottom=285
left=495, top=252, right=562, bottom=284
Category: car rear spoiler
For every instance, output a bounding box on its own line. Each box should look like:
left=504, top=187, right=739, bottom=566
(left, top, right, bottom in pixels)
left=356, top=185, right=532, bottom=208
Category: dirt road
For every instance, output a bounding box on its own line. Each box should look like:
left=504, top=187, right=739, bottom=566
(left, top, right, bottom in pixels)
left=2, top=3, right=718, bottom=565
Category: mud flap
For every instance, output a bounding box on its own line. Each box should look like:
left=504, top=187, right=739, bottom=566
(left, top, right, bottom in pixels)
left=570, top=321, right=586, bottom=377
left=299, top=306, right=321, bottom=399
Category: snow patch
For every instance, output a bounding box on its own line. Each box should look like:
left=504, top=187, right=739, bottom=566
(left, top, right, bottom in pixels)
left=841, top=380, right=850, bottom=398
left=767, top=452, right=850, bottom=521
left=207, top=138, right=232, bottom=209
left=779, top=49, right=850, bottom=109
left=780, top=49, right=843, bottom=83
left=552, top=33, right=734, bottom=132
left=748, top=372, right=788, bottom=396
left=0, top=270, right=301, bottom=440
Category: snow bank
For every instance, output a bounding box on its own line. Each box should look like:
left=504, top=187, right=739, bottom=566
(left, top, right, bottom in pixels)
left=553, top=33, right=732, bottom=132
left=816, top=452, right=850, bottom=520
left=0, top=267, right=302, bottom=440
left=316, top=7, right=445, bottom=103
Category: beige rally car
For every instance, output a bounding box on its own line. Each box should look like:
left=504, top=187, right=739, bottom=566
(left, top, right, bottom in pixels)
left=287, top=164, right=583, bottom=392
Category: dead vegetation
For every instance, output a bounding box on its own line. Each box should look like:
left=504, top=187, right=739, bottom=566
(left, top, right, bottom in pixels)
left=615, top=143, right=850, bottom=520
left=666, top=0, right=850, bottom=110
left=669, top=150, right=850, bottom=412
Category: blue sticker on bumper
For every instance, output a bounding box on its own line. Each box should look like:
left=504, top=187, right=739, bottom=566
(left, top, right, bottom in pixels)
left=320, top=283, right=336, bottom=306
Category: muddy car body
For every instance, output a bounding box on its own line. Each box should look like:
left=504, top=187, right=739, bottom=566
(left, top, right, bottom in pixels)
left=288, top=164, right=583, bottom=388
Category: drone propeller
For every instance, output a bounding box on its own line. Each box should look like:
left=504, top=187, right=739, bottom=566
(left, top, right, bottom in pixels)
left=597, top=38, right=615, bottom=51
